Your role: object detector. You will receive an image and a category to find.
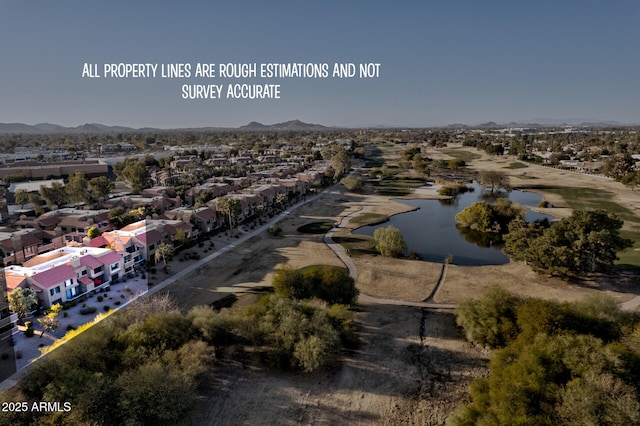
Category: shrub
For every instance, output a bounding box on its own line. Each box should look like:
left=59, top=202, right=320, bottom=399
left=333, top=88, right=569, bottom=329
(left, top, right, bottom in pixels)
left=268, top=224, right=283, bottom=237
left=125, top=287, right=132, bottom=293
left=438, top=184, right=473, bottom=197
left=115, top=301, right=121, bottom=306
left=24, top=328, right=35, bottom=337
left=63, top=312, right=68, bottom=318
left=80, top=306, right=97, bottom=315
left=103, top=305, right=111, bottom=312
left=97, top=296, right=104, bottom=302
left=455, top=285, right=524, bottom=348
left=66, top=325, right=76, bottom=331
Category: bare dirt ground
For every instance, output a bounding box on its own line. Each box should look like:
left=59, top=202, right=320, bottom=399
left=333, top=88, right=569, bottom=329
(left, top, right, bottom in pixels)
left=190, top=304, right=488, bottom=426
left=159, top=143, right=640, bottom=425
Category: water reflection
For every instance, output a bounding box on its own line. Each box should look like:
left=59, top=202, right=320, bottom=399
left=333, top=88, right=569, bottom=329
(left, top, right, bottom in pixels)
left=353, top=182, right=555, bottom=266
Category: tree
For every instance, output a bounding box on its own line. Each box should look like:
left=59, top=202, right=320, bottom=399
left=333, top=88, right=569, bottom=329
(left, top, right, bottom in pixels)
left=373, top=225, right=407, bottom=257
left=503, top=218, right=549, bottom=262
left=8, top=287, right=38, bottom=324
left=87, top=226, right=101, bottom=239
left=27, top=193, right=44, bottom=215
left=272, top=265, right=358, bottom=305
left=602, top=153, right=635, bottom=181
left=116, top=361, right=195, bottom=425
left=39, top=182, right=66, bottom=209
left=14, top=188, right=29, bottom=209
left=455, top=199, right=525, bottom=234
left=478, top=170, right=510, bottom=194
left=154, top=243, right=174, bottom=269
left=340, top=176, right=363, bottom=191
left=65, top=171, right=90, bottom=204
left=448, top=158, right=466, bottom=169
left=37, top=303, right=62, bottom=337
left=621, top=170, right=640, bottom=190
left=88, top=176, right=114, bottom=201
left=505, top=210, right=633, bottom=278
left=115, top=159, right=150, bottom=194
left=323, top=146, right=351, bottom=180
left=216, top=196, right=242, bottom=232
left=272, top=266, right=309, bottom=300
left=455, top=285, right=523, bottom=348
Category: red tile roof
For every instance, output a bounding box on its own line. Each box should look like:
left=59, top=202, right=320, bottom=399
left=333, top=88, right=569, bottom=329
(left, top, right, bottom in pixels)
left=79, top=255, right=103, bottom=269
left=97, top=251, right=122, bottom=265
left=87, top=235, right=109, bottom=247
left=78, top=276, right=94, bottom=285
left=31, top=264, right=75, bottom=289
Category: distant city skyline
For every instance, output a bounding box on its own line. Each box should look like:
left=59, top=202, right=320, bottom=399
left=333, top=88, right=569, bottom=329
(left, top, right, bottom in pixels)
left=1, top=1, right=639, bottom=128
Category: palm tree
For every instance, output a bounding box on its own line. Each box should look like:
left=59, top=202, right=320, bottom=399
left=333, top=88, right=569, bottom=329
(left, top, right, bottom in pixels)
left=154, top=243, right=175, bottom=272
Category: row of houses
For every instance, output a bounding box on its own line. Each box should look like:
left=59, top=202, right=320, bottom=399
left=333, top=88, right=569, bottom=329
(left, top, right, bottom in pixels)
left=3, top=216, right=194, bottom=310
left=1, top=160, right=334, bottom=331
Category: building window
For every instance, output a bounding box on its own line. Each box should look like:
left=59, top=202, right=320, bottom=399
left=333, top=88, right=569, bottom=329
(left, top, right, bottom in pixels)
left=64, top=279, right=74, bottom=287
left=66, top=287, right=77, bottom=299
left=111, top=263, right=119, bottom=271
left=49, top=286, right=61, bottom=296
left=94, top=266, right=103, bottom=274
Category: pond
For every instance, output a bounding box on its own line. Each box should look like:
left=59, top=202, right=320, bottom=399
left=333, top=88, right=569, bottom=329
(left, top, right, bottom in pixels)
left=353, top=182, right=555, bottom=266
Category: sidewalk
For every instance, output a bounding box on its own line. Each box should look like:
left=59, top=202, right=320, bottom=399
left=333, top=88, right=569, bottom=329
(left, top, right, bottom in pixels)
left=1, top=192, right=324, bottom=392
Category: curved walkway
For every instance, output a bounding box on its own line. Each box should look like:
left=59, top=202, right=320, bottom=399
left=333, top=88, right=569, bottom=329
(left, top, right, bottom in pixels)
left=324, top=208, right=456, bottom=310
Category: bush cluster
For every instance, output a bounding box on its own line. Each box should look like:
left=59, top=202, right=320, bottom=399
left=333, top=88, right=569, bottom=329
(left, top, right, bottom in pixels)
left=271, top=265, right=358, bottom=305
left=450, top=286, right=640, bottom=425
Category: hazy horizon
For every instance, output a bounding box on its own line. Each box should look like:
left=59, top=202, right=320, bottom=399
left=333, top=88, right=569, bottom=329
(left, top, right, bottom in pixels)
left=1, top=1, right=639, bottom=128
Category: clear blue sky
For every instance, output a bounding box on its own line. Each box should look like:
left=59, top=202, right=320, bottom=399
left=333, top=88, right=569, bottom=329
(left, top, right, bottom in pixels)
left=1, top=1, right=639, bottom=128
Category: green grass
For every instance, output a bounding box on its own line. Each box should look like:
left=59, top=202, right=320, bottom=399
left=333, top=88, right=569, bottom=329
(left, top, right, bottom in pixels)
left=441, top=149, right=482, bottom=162
left=349, top=212, right=389, bottom=226
left=374, top=176, right=428, bottom=197
left=297, top=221, right=335, bottom=234
left=505, top=162, right=529, bottom=169
left=529, top=186, right=637, bottom=223
left=528, top=185, right=640, bottom=268
left=332, top=235, right=377, bottom=257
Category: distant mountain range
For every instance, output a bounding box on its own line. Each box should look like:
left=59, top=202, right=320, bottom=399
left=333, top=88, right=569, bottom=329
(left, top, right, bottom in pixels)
left=460, top=119, right=632, bottom=129
left=0, top=118, right=636, bottom=135
left=0, top=120, right=332, bottom=135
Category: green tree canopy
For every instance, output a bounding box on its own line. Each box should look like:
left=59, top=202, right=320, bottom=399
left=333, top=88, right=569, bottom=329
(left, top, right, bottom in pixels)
left=66, top=171, right=92, bottom=205
left=8, top=287, right=38, bottom=324
left=216, top=196, right=242, bottom=231
left=39, top=182, right=66, bottom=209
left=455, top=199, right=525, bottom=234
left=87, top=226, right=101, bottom=239
left=504, top=210, right=633, bottom=278
left=340, top=176, right=363, bottom=191
left=115, top=158, right=150, bottom=194
left=88, top=176, right=114, bottom=201
left=14, top=188, right=29, bottom=209
left=373, top=225, right=407, bottom=257
left=272, top=265, right=358, bottom=305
